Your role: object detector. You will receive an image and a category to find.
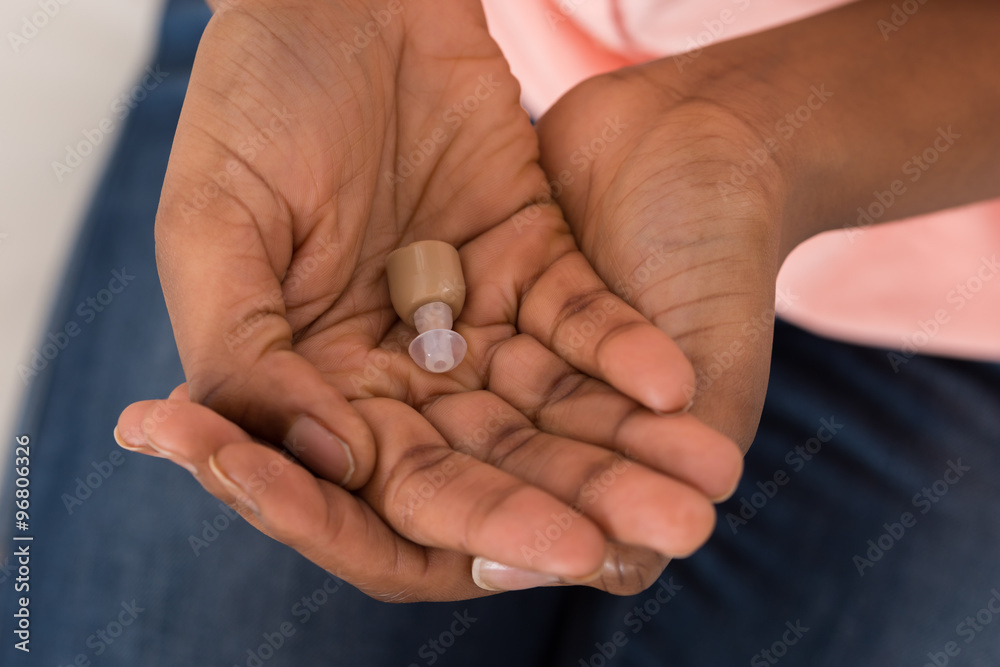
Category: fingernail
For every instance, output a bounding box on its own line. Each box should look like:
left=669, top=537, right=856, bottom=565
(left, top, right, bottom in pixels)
left=209, top=455, right=261, bottom=515
left=471, top=557, right=560, bottom=592
left=652, top=396, right=695, bottom=418
left=144, top=432, right=198, bottom=475
left=113, top=425, right=148, bottom=452
left=711, top=476, right=742, bottom=503
left=284, top=416, right=355, bottom=486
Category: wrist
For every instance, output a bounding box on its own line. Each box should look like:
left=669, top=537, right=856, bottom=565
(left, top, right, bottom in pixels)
left=630, top=53, right=804, bottom=265
left=650, top=40, right=839, bottom=263
left=667, top=0, right=1000, bottom=259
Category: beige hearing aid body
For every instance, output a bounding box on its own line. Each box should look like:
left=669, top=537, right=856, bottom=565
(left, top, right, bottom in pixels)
left=386, top=240, right=468, bottom=373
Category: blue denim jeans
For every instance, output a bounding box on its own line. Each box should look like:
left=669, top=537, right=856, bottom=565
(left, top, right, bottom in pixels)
left=3, top=1, right=999, bottom=665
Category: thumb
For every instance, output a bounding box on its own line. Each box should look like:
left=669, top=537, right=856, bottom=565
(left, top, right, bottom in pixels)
left=154, top=124, right=374, bottom=489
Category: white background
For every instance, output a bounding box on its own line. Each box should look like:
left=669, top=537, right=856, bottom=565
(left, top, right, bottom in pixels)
left=0, top=0, right=166, bottom=473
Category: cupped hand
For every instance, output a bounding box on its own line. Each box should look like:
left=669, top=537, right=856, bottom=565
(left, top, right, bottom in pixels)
left=119, top=0, right=743, bottom=600
left=117, top=385, right=731, bottom=600
left=537, top=64, right=789, bottom=450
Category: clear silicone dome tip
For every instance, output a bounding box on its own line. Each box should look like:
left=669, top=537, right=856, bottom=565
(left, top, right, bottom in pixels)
left=408, top=329, right=467, bottom=373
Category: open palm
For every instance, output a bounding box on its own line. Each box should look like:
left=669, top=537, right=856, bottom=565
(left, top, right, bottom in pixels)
left=119, top=0, right=742, bottom=600
left=538, top=66, right=788, bottom=451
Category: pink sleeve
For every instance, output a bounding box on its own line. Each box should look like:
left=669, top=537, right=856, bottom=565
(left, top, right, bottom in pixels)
left=483, top=0, right=1000, bottom=361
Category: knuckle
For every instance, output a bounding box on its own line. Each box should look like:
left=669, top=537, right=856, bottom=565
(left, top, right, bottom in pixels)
left=186, top=368, right=249, bottom=420
left=463, top=483, right=525, bottom=550
left=571, top=453, right=626, bottom=509
left=593, top=320, right=645, bottom=365
left=382, top=444, right=454, bottom=530
left=538, top=368, right=589, bottom=414
left=485, top=426, right=539, bottom=469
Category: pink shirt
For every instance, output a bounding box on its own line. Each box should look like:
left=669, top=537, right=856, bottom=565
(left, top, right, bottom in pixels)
left=483, top=0, right=1000, bottom=360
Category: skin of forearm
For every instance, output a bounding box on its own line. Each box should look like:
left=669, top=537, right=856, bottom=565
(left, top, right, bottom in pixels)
left=675, top=0, right=1000, bottom=257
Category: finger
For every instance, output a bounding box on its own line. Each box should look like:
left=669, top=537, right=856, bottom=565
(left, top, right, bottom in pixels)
left=424, top=392, right=718, bottom=559
left=488, top=334, right=743, bottom=502
left=473, top=543, right=670, bottom=595
left=117, top=398, right=255, bottom=473
left=520, top=248, right=696, bottom=414
left=116, top=395, right=194, bottom=459
left=167, top=382, right=190, bottom=401
left=457, top=207, right=695, bottom=414
left=210, top=443, right=485, bottom=601
left=155, top=117, right=374, bottom=488
left=116, top=399, right=489, bottom=601
left=353, top=398, right=608, bottom=581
